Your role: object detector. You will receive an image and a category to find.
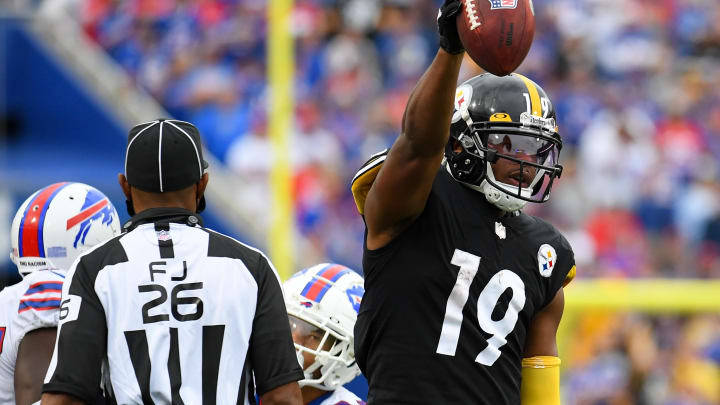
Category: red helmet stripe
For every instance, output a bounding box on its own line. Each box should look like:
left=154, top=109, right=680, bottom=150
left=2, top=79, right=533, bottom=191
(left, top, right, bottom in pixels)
left=18, top=182, right=69, bottom=258
left=301, top=264, right=349, bottom=302
left=66, top=199, right=109, bottom=230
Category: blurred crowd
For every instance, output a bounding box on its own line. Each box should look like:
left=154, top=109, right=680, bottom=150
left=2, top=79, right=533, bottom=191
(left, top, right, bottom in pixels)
left=70, top=0, right=719, bottom=403
left=73, top=0, right=720, bottom=280
left=564, top=313, right=719, bottom=404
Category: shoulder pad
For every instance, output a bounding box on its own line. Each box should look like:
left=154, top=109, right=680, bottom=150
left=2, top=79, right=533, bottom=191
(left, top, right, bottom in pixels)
left=350, top=149, right=388, bottom=215
left=13, top=270, right=65, bottom=339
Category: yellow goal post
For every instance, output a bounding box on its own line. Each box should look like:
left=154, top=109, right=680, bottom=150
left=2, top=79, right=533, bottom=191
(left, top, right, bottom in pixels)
left=559, top=278, right=720, bottom=365
left=267, top=0, right=295, bottom=280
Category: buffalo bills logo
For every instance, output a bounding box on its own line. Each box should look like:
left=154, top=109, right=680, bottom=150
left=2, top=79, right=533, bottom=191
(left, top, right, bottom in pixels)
left=300, top=301, right=313, bottom=308
left=66, top=189, right=115, bottom=248
left=345, top=285, right=364, bottom=314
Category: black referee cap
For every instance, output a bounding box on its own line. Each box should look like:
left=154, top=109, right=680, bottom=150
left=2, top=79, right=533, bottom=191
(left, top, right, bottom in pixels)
left=125, top=119, right=209, bottom=193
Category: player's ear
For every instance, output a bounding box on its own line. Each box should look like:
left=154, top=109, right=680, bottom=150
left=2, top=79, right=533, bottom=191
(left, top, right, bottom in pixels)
left=118, top=174, right=136, bottom=216
left=194, top=173, right=209, bottom=213
left=118, top=174, right=131, bottom=200
left=196, top=173, right=209, bottom=200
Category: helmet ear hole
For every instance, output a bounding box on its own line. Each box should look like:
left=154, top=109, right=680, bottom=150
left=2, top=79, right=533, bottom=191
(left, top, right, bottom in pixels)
left=450, top=139, right=463, bottom=155
left=445, top=132, right=486, bottom=186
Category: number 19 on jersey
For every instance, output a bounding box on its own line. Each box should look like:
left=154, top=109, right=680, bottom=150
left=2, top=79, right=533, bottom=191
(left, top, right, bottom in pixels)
left=436, top=249, right=526, bottom=366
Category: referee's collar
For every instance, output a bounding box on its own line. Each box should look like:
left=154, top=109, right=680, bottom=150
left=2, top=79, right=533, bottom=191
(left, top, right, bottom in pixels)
left=122, top=207, right=203, bottom=232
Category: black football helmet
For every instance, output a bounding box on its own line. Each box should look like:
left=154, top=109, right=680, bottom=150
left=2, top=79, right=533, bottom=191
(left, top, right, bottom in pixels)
left=445, top=73, right=563, bottom=211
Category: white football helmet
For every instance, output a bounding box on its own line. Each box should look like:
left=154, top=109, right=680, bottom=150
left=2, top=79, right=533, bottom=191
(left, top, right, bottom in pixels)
left=10, top=182, right=121, bottom=277
left=284, top=263, right=365, bottom=390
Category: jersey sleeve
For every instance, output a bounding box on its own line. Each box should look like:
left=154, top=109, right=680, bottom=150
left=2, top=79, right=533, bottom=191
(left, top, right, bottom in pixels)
left=248, top=255, right=304, bottom=395
left=12, top=271, right=65, bottom=343
left=543, top=233, right=576, bottom=308
left=43, top=258, right=107, bottom=404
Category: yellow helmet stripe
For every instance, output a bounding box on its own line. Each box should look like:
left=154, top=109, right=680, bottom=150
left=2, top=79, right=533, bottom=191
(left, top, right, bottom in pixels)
left=515, top=73, right=542, bottom=117
left=563, top=265, right=576, bottom=287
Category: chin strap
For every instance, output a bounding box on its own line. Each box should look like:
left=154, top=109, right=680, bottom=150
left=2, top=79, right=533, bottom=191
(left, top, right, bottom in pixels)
left=445, top=163, right=528, bottom=212
left=481, top=180, right=528, bottom=212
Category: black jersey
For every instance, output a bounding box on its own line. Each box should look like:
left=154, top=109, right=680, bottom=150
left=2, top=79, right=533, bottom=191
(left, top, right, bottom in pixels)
left=355, top=168, right=575, bottom=404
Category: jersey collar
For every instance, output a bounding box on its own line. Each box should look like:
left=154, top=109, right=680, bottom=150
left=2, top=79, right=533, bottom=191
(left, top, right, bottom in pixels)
left=122, top=207, right=204, bottom=232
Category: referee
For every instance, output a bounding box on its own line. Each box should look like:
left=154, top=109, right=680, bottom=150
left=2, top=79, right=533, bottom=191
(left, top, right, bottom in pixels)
left=41, top=119, right=303, bottom=405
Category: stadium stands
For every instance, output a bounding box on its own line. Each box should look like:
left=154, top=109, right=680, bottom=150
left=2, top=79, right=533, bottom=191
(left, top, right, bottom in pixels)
left=1, top=0, right=718, bottom=403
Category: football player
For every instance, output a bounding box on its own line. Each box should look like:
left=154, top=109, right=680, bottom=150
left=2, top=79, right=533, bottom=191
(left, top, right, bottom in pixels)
left=284, top=264, right=366, bottom=405
left=349, top=1, right=575, bottom=404
left=1, top=183, right=120, bottom=405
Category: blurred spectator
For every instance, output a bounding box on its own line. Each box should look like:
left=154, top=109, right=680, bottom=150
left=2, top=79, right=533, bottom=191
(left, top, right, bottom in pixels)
left=577, top=105, right=657, bottom=210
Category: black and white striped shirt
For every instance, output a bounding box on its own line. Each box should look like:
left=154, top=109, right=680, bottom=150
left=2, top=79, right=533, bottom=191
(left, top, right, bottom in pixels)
left=43, top=208, right=302, bottom=404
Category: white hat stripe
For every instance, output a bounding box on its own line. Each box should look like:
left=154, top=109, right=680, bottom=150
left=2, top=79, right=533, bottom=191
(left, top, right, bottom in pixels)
left=158, top=121, right=164, bottom=193
left=124, top=120, right=159, bottom=177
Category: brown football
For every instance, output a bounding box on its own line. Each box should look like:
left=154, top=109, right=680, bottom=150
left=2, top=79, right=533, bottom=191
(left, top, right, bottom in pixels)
left=456, top=0, right=535, bottom=76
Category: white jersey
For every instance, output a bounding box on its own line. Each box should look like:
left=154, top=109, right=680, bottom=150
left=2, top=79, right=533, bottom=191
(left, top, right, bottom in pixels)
left=311, top=386, right=366, bottom=405
left=0, top=270, right=64, bottom=405
left=44, top=208, right=302, bottom=404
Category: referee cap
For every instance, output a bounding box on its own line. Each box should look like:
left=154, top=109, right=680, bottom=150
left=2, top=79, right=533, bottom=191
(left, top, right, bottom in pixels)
left=125, top=119, right=209, bottom=193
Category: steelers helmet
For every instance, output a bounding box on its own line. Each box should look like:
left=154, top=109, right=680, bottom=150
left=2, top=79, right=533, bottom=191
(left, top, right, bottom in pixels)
left=445, top=73, right=563, bottom=211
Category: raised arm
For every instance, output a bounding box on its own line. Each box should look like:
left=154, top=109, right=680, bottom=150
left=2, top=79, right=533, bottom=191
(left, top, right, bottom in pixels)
left=364, top=0, right=464, bottom=250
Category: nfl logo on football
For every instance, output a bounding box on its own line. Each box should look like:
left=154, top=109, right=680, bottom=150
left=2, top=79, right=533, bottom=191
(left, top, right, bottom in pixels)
left=489, top=0, right=518, bottom=10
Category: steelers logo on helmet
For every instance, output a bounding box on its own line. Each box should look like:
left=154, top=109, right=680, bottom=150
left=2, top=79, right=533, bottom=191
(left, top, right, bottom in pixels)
left=454, top=84, right=473, bottom=116
left=444, top=73, right=564, bottom=212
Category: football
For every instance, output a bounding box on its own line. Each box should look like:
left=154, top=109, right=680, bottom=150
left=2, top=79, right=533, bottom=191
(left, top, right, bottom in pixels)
left=456, top=0, right=535, bottom=76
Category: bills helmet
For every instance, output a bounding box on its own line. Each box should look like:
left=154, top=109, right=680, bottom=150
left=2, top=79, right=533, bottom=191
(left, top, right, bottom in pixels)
left=445, top=73, right=563, bottom=211
left=10, top=182, right=121, bottom=277
left=284, top=263, right=364, bottom=390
